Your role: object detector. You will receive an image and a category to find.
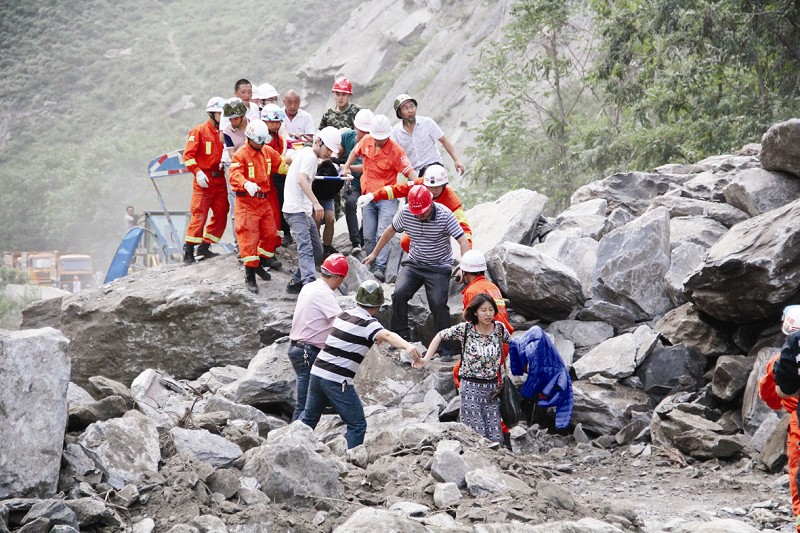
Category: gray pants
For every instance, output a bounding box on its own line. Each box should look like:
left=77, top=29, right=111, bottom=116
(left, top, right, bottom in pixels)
left=284, top=211, right=323, bottom=285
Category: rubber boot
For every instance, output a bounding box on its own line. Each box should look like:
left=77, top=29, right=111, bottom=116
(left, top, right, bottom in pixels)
left=254, top=266, right=271, bottom=281
left=260, top=256, right=282, bottom=269
left=183, top=244, right=196, bottom=265
left=244, top=267, right=259, bottom=293
left=322, top=244, right=337, bottom=259
left=196, top=242, right=220, bottom=260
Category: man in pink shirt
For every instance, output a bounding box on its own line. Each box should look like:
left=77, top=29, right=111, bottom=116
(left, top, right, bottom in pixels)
left=287, top=253, right=349, bottom=421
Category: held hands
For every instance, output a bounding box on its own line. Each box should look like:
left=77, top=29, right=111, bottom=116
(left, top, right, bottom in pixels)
left=195, top=170, right=209, bottom=188
left=243, top=181, right=260, bottom=197
left=412, top=354, right=432, bottom=369
left=406, top=345, right=422, bottom=363
left=357, top=193, right=374, bottom=209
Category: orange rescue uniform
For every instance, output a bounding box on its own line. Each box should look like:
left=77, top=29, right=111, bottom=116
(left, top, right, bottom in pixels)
left=229, top=143, right=283, bottom=267
left=371, top=178, right=472, bottom=253
left=352, top=135, right=414, bottom=194
left=183, top=119, right=227, bottom=244
left=265, top=133, right=290, bottom=237
left=759, top=354, right=800, bottom=531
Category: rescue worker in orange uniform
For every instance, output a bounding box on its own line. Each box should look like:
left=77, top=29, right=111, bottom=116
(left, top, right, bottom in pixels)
left=453, top=249, right=514, bottom=450
left=262, top=104, right=291, bottom=245
left=228, top=119, right=284, bottom=293
left=764, top=305, right=800, bottom=532
left=357, top=164, right=471, bottom=254
left=183, top=97, right=227, bottom=265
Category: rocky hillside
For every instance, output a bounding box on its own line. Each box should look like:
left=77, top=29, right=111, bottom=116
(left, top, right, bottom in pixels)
left=6, top=119, right=800, bottom=531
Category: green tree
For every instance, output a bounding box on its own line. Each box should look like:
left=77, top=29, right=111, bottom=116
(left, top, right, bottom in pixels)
left=468, top=0, right=601, bottom=211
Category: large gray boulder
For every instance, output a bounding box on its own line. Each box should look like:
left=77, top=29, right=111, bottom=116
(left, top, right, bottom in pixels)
left=217, top=340, right=295, bottom=409
left=20, top=255, right=299, bottom=386
left=592, top=207, right=673, bottom=320
left=534, top=231, right=599, bottom=295
left=636, top=343, right=705, bottom=398
left=78, top=410, right=161, bottom=489
left=0, top=328, right=70, bottom=498
left=741, top=347, right=783, bottom=435
left=571, top=382, right=650, bottom=435
left=655, top=304, right=739, bottom=358
left=668, top=216, right=728, bottom=251
left=465, top=189, right=548, bottom=252
left=571, top=172, right=688, bottom=215
left=571, top=325, right=659, bottom=380
left=683, top=198, right=800, bottom=323
left=759, top=118, right=800, bottom=177
left=666, top=242, right=707, bottom=307
left=168, top=428, right=243, bottom=468
left=648, top=194, right=749, bottom=228
left=722, top=167, right=800, bottom=217
left=486, top=243, right=585, bottom=322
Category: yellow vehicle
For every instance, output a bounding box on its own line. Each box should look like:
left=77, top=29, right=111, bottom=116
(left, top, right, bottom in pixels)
left=58, top=254, right=94, bottom=291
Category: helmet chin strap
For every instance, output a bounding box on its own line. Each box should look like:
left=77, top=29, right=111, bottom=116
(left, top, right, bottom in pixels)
left=209, top=112, right=220, bottom=128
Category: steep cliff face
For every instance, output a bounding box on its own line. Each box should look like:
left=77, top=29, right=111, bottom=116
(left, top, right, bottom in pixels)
left=298, top=0, right=513, bottom=155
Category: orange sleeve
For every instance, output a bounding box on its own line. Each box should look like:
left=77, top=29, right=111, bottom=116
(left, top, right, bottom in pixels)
left=760, top=354, right=787, bottom=411
left=183, top=125, right=202, bottom=175
left=228, top=148, right=247, bottom=192
left=372, top=179, right=414, bottom=201
left=439, top=188, right=472, bottom=244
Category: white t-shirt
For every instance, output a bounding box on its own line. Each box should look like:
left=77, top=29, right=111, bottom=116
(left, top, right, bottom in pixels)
left=282, top=146, right=318, bottom=216
left=390, top=115, right=445, bottom=171
left=282, top=108, right=316, bottom=140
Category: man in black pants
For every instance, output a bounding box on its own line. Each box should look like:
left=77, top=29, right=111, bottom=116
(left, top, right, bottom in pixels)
left=364, top=184, right=469, bottom=361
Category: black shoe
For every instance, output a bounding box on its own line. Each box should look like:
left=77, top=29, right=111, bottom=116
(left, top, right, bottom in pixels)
left=260, top=256, right=282, bottom=269
left=183, top=244, right=196, bottom=265
left=322, top=244, right=337, bottom=259
left=503, top=432, right=512, bottom=451
left=196, top=242, right=219, bottom=260
left=245, top=267, right=259, bottom=293
left=282, top=235, right=294, bottom=246
left=286, top=280, right=303, bottom=294
left=254, top=266, right=271, bottom=281
left=372, top=267, right=385, bottom=282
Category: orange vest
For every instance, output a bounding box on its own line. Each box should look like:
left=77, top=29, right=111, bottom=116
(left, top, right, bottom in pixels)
left=229, top=143, right=283, bottom=194
left=183, top=119, right=223, bottom=175
left=462, top=275, right=513, bottom=333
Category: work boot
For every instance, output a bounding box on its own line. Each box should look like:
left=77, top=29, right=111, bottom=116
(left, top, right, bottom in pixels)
left=244, top=267, right=259, bottom=294
left=183, top=244, right=196, bottom=265
left=196, top=242, right=219, bottom=260
left=372, top=267, right=385, bottom=282
left=254, top=266, right=271, bottom=281
left=286, top=279, right=303, bottom=294
left=260, top=256, right=282, bottom=269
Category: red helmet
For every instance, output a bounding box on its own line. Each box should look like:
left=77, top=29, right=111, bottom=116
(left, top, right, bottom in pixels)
left=321, top=253, right=349, bottom=277
left=408, top=184, right=433, bottom=215
left=332, top=77, right=353, bottom=94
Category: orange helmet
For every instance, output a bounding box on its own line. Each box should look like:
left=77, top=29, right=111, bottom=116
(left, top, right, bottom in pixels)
left=408, top=185, right=433, bottom=215
left=321, top=253, right=349, bottom=277
left=332, top=77, right=353, bottom=94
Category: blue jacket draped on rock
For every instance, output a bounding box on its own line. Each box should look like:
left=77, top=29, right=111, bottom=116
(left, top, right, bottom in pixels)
left=509, top=326, right=573, bottom=429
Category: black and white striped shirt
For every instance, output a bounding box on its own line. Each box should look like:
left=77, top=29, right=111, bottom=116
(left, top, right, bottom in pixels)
left=392, top=202, right=465, bottom=267
left=311, top=306, right=384, bottom=385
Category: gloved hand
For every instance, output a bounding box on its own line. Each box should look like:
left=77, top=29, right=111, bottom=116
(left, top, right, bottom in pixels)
left=244, top=181, right=260, bottom=197
left=357, top=193, right=374, bottom=209
left=220, top=149, right=232, bottom=170
left=195, top=170, right=209, bottom=188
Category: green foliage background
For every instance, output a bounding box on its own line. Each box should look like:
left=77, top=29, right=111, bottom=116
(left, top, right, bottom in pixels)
left=467, top=0, right=800, bottom=212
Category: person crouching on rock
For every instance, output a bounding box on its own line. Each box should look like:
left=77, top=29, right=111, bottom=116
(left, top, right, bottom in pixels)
left=416, top=293, right=511, bottom=445
left=301, top=280, right=422, bottom=448
left=228, top=119, right=284, bottom=293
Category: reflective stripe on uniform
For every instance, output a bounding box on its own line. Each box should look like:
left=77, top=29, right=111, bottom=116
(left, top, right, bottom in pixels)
left=184, top=158, right=197, bottom=167
left=257, top=247, right=274, bottom=258
left=383, top=185, right=394, bottom=200
left=453, top=208, right=468, bottom=223
left=230, top=162, right=241, bottom=169
left=203, top=233, right=221, bottom=243
left=206, top=141, right=212, bottom=154
left=185, top=235, right=203, bottom=244
left=248, top=162, right=255, bottom=179
left=241, top=255, right=259, bottom=263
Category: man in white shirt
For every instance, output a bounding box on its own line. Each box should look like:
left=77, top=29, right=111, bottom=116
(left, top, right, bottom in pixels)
left=391, top=93, right=465, bottom=176
left=220, top=79, right=261, bottom=131
left=282, top=89, right=316, bottom=147
left=283, top=127, right=342, bottom=293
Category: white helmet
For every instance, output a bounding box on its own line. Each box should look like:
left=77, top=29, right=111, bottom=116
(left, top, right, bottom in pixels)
left=318, top=126, right=342, bottom=157
left=783, top=305, right=800, bottom=334
left=259, top=83, right=279, bottom=100
left=353, top=108, right=374, bottom=132
left=245, top=119, right=271, bottom=145
left=423, top=165, right=449, bottom=187
left=261, top=104, right=285, bottom=122
left=206, top=96, right=226, bottom=113
left=460, top=250, right=487, bottom=273
left=369, top=114, right=392, bottom=140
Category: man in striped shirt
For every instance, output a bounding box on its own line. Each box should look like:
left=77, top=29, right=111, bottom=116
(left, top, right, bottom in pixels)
left=364, top=184, right=470, bottom=362
left=301, top=280, right=422, bottom=448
